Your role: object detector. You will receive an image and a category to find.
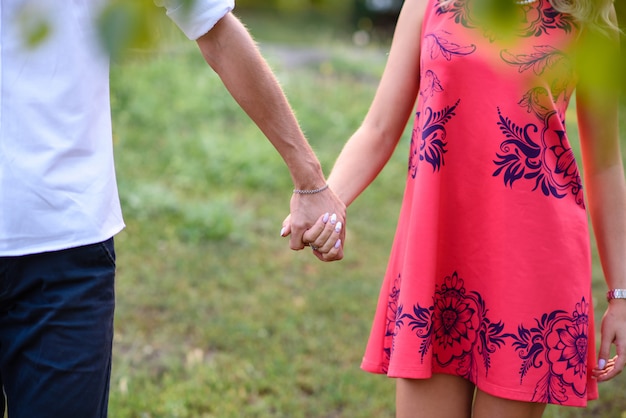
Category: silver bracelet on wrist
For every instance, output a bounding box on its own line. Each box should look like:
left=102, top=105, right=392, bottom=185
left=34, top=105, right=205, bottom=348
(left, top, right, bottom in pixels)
left=293, top=184, right=329, bottom=195
left=606, top=289, right=626, bottom=301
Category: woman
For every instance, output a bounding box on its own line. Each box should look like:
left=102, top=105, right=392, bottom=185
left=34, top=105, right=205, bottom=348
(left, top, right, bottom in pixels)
left=287, top=0, right=626, bottom=416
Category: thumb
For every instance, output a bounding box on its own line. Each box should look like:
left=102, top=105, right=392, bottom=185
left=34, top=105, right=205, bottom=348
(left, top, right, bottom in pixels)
left=597, top=327, right=613, bottom=370
left=280, top=214, right=292, bottom=237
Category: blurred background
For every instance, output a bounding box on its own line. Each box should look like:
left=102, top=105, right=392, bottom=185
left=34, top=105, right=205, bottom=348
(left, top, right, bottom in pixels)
left=99, top=1, right=626, bottom=417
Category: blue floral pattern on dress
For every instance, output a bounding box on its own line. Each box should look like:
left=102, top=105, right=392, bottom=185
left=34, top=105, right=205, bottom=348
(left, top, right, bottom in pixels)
left=381, top=274, right=402, bottom=373
left=522, top=1, right=576, bottom=37
left=500, top=45, right=567, bottom=76
left=505, top=298, right=590, bottom=404
left=435, top=0, right=473, bottom=28
left=424, top=31, right=477, bottom=61
left=493, top=39, right=581, bottom=206
left=387, top=272, right=507, bottom=382
left=410, top=29, right=474, bottom=176
left=435, top=0, right=575, bottom=38
left=409, top=100, right=460, bottom=175
left=492, top=107, right=583, bottom=206
left=421, top=70, right=444, bottom=100
left=500, top=46, right=575, bottom=106
left=380, top=272, right=591, bottom=403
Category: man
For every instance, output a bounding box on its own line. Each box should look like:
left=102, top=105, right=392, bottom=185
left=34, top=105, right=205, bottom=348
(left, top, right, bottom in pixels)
left=0, top=0, right=344, bottom=416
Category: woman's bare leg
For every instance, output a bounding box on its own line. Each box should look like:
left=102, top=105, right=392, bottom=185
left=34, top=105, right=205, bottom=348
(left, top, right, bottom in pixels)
left=473, top=389, right=546, bottom=418
left=396, top=374, right=475, bottom=418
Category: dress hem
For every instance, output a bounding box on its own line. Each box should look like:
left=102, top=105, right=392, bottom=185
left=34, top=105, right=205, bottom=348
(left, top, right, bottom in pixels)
left=360, top=358, right=598, bottom=408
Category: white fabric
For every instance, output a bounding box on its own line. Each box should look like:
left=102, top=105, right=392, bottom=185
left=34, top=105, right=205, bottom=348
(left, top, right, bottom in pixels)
left=156, top=0, right=234, bottom=40
left=0, top=0, right=233, bottom=256
left=0, top=0, right=124, bottom=256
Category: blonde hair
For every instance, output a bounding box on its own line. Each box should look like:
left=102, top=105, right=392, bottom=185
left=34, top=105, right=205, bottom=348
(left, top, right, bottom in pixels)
left=438, top=0, right=618, bottom=32
left=550, top=0, right=617, bottom=32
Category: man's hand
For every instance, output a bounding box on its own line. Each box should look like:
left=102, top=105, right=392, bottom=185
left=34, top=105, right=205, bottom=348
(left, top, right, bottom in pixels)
left=281, top=188, right=346, bottom=262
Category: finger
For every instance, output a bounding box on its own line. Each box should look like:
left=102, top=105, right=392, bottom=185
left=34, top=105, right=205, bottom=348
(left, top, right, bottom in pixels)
left=596, top=356, right=622, bottom=382
left=309, top=249, right=324, bottom=261
left=596, top=330, right=614, bottom=373
left=303, top=213, right=336, bottom=250
left=321, top=238, right=344, bottom=262
left=595, top=356, right=617, bottom=380
left=300, top=212, right=330, bottom=247
left=593, top=360, right=611, bottom=377
left=312, top=238, right=343, bottom=262
left=312, top=248, right=327, bottom=261
left=607, top=343, right=626, bottom=381
left=317, top=218, right=343, bottom=254
left=320, top=217, right=343, bottom=254
left=280, top=214, right=292, bottom=237
left=309, top=242, right=334, bottom=262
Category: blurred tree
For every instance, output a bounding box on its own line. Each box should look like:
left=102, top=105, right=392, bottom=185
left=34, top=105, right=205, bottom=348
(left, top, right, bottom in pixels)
left=352, top=0, right=403, bottom=41
left=18, top=0, right=367, bottom=56
left=235, top=0, right=344, bottom=12
left=21, top=0, right=625, bottom=70
left=97, top=0, right=157, bottom=59
left=94, top=0, right=355, bottom=57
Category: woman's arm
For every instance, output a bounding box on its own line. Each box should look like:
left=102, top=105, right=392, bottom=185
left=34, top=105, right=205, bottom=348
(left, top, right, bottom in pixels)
left=327, top=0, right=429, bottom=206
left=292, top=0, right=428, bottom=257
left=576, top=6, right=626, bottom=381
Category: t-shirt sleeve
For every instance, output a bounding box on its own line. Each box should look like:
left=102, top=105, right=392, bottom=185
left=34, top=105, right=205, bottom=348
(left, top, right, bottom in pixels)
left=155, top=0, right=235, bottom=40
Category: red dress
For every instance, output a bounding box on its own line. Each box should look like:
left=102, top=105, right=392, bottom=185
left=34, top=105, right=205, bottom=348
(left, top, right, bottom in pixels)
left=361, top=0, right=598, bottom=407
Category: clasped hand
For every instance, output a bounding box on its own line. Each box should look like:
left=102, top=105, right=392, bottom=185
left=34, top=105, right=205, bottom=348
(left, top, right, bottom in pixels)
left=281, top=186, right=346, bottom=262
left=281, top=211, right=344, bottom=261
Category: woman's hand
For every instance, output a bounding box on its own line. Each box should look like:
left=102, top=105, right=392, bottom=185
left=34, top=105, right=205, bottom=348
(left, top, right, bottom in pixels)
left=281, top=212, right=344, bottom=262
left=593, top=299, right=626, bottom=381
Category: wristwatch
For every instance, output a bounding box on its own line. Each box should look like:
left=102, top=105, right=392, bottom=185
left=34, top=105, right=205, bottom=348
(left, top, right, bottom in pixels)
left=606, top=289, right=626, bottom=301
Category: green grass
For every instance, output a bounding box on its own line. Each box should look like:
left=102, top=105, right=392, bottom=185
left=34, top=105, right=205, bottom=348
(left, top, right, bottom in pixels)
left=108, top=13, right=626, bottom=418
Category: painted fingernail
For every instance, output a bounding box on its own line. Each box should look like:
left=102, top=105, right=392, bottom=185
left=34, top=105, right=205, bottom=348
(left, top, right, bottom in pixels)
left=598, top=359, right=607, bottom=369
left=335, top=221, right=342, bottom=233
left=334, top=239, right=342, bottom=249
left=322, top=212, right=330, bottom=223
left=330, top=213, right=337, bottom=225
left=280, top=227, right=286, bottom=237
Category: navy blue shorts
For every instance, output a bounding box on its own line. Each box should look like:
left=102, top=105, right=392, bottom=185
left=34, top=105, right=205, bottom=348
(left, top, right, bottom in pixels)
left=0, top=238, right=116, bottom=417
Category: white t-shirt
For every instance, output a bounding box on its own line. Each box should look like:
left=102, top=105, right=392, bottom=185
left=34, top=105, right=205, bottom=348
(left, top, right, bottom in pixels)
left=0, top=0, right=234, bottom=256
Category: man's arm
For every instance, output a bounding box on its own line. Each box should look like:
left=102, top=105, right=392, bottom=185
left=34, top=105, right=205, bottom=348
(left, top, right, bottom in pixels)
left=194, top=13, right=345, bottom=260
left=195, top=13, right=322, bottom=191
